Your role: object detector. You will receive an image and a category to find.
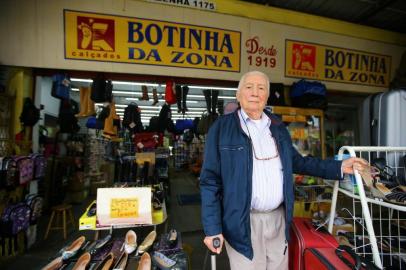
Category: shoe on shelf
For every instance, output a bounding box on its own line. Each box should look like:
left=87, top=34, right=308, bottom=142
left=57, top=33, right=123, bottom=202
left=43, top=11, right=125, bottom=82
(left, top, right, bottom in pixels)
left=61, top=236, right=86, bottom=260
left=152, top=251, right=176, bottom=270
left=96, top=252, right=114, bottom=270
left=124, top=230, right=137, bottom=254
left=90, top=234, right=112, bottom=255
left=114, top=252, right=128, bottom=270
left=72, top=252, right=91, bottom=270
left=137, top=231, right=157, bottom=255
left=137, top=252, right=152, bottom=270
left=167, top=229, right=178, bottom=248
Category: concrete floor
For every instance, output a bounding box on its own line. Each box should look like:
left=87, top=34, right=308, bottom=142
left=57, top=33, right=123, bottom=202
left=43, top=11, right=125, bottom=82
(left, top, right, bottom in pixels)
left=0, top=167, right=230, bottom=270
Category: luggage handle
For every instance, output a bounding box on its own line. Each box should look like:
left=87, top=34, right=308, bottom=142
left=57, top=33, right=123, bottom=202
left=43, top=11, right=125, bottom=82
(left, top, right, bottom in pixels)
left=335, top=245, right=361, bottom=270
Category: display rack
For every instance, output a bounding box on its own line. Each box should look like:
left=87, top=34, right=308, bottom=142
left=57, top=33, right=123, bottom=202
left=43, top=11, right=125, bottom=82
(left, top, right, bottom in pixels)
left=328, top=146, right=406, bottom=269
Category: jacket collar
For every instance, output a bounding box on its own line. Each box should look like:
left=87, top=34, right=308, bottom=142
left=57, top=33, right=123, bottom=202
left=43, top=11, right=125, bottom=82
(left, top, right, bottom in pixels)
left=232, top=108, right=282, bottom=127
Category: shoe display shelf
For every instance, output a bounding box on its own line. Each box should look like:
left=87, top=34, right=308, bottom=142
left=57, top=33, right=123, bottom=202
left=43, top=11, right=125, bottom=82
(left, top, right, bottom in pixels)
left=293, top=176, right=333, bottom=219
left=328, top=146, right=406, bottom=269
left=79, top=198, right=168, bottom=240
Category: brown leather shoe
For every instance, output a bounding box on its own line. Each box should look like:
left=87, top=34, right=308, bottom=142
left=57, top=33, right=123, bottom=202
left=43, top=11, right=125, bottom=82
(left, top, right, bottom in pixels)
left=137, top=231, right=156, bottom=254
left=97, top=252, right=114, bottom=270
left=72, top=252, right=91, bottom=270
left=62, top=236, right=86, bottom=260
left=137, top=252, right=151, bottom=270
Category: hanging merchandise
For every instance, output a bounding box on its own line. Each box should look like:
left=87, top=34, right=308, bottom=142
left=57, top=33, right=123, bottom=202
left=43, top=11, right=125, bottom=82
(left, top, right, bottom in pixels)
left=164, top=79, right=176, bottom=105
left=175, top=119, right=194, bottom=133
left=175, top=85, right=182, bottom=113
left=58, top=99, right=80, bottom=134
left=134, top=132, right=162, bottom=151
left=152, top=88, right=159, bottom=106
left=19, top=98, right=40, bottom=127
left=267, top=83, right=286, bottom=106
left=290, top=79, right=327, bottom=109
left=76, top=86, right=96, bottom=118
left=96, top=104, right=110, bottom=129
left=197, top=113, right=217, bottom=135
left=90, top=74, right=113, bottom=103
left=122, top=103, right=143, bottom=135
left=51, top=73, right=71, bottom=100
left=158, top=104, right=176, bottom=133
left=139, top=85, right=149, bottom=101
left=86, top=116, right=103, bottom=130
left=103, top=101, right=120, bottom=138
left=0, top=202, right=31, bottom=237
left=203, top=89, right=219, bottom=115
left=175, top=85, right=189, bottom=113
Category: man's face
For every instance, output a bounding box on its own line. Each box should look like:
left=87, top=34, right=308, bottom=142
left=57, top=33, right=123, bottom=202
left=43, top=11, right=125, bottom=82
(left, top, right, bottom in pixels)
left=236, top=74, right=269, bottom=113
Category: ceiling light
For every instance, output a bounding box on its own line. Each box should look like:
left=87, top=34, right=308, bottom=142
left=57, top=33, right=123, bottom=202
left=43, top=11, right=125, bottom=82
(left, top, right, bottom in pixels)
left=112, top=81, right=159, bottom=87
left=71, top=78, right=93, bottom=83
left=71, top=88, right=79, bottom=91
left=188, top=86, right=237, bottom=91
left=112, top=91, right=141, bottom=95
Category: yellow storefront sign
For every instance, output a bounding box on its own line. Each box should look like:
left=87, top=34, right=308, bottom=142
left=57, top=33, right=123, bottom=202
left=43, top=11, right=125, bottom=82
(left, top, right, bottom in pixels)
left=110, top=198, right=139, bottom=218
left=285, top=40, right=391, bottom=87
left=64, top=10, right=241, bottom=72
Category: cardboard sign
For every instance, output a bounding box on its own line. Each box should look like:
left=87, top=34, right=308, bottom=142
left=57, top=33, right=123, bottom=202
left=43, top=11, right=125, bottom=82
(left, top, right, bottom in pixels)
left=97, top=187, right=152, bottom=226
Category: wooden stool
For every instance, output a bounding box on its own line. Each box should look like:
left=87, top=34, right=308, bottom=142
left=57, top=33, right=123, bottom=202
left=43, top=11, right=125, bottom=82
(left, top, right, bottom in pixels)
left=44, top=204, right=75, bottom=239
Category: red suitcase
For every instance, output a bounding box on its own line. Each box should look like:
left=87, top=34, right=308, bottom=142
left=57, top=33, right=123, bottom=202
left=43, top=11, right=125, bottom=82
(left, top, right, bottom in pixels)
left=289, top=218, right=339, bottom=270
left=304, top=246, right=361, bottom=270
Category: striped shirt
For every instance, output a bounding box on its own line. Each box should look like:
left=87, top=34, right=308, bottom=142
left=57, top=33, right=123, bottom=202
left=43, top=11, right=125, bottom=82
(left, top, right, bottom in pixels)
left=238, top=108, right=284, bottom=211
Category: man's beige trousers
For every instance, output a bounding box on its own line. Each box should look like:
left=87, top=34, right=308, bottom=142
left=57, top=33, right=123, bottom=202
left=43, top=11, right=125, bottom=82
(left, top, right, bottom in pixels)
left=225, top=206, right=288, bottom=270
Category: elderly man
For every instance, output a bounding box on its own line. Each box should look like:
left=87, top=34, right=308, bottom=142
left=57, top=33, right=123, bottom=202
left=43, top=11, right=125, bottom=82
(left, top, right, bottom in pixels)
left=200, top=70, right=366, bottom=269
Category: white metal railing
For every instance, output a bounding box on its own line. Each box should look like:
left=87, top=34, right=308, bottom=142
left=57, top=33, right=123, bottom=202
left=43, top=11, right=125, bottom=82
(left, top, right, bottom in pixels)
left=328, top=146, right=406, bottom=269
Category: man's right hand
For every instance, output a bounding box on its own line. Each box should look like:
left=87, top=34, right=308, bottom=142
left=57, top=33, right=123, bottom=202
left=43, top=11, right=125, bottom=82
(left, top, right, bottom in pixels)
left=203, top=234, right=224, bottom=254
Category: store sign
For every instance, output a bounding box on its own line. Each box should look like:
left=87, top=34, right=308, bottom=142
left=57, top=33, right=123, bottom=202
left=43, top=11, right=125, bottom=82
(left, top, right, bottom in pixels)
left=285, top=40, right=391, bottom=87
left=245, top=36, right=278, bottom=69
left=145, top=0, right=217, bottom=11
left=64, top=10, right=241, bottom=72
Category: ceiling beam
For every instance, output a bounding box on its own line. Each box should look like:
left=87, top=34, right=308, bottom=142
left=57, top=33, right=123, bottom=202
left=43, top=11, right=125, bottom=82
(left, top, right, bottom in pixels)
left=354, top=0, right=397, bottom=23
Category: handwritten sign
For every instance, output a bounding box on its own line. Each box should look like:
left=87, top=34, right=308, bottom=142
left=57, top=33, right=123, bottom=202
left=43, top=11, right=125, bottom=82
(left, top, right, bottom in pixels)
left=110, top=198, right=139, bottom=218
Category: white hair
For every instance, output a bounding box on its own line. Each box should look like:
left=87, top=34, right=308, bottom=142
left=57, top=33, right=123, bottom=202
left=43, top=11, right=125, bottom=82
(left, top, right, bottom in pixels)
left=237, top=71, right=270, bottom=93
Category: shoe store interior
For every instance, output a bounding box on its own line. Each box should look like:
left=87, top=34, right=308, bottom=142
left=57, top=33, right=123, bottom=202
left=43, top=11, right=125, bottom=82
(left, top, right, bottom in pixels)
left=1, top=0, right=406, bottom=270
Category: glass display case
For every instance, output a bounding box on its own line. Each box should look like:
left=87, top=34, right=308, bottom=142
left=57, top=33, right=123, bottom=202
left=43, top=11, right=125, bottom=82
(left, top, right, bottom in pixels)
left=269, top=106, right=325, bottom=159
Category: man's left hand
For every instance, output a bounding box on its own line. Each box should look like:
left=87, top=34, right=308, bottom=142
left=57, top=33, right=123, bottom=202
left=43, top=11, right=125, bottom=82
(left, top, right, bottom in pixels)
left=341, top=157, right=369, bottom=174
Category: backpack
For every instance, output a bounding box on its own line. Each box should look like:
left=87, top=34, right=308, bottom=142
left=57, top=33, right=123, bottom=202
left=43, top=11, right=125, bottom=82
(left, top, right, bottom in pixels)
left=123, top=104, right=143, bottom=133
left=290, top=79, right=327, bottom=109
left=29, top=154, right=46, bottom=179
left=91, top=74, right=113, bottom=103
left=175, top=119, right=194, bottom=133
left=13, top=156, right=34, bottom=185
left=51, top=74, right=71, bottom=100
left=197, top=114, right=217, bottom=134
left=0, top=157, right=18, bottom=189
left=267, top=83, right=286, bottom=106
left=86, top=116, right=104, bottom=129
left=0, top=202, right=31, bottom=236
left=19, top=98, right=40, bottom=126
left=58, top=99, right=80, bottom=133
left=25, top=194, right=43, bottom=224
left=148, top=116, right=160, bottom=132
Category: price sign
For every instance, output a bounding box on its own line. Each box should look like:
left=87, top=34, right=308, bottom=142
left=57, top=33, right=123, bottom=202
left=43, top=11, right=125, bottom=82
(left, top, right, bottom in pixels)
left=110, top=198, right=139, bottom=218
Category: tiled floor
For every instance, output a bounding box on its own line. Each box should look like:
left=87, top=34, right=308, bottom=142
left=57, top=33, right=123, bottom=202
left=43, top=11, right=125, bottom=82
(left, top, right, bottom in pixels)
left=0, top=167, right=230, bottom=270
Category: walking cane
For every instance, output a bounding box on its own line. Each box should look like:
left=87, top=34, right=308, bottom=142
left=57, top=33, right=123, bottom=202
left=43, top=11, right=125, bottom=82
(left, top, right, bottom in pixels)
left=202, top=237, right=221, bottom=270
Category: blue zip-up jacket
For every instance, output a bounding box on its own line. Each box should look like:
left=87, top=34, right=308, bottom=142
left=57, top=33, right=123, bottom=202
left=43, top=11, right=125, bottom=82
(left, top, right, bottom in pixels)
left=200, top=109, right=343, bottom=260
